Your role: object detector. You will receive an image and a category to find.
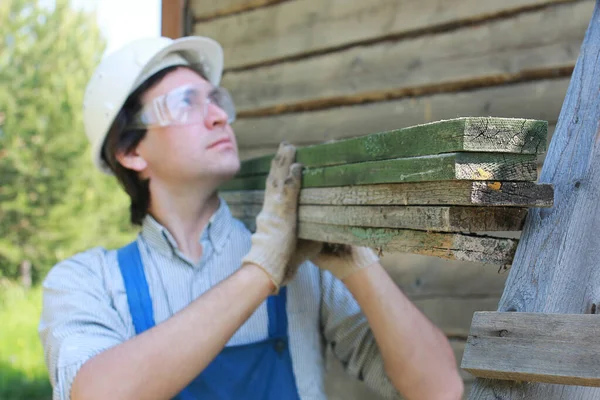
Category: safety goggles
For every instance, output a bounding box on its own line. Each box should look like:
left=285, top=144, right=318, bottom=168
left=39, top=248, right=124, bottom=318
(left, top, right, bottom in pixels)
left=126, top=83, right=236, bottom=130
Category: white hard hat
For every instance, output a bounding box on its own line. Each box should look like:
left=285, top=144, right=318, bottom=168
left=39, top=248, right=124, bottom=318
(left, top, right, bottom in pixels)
left=82, top=35, right=224, bottom=174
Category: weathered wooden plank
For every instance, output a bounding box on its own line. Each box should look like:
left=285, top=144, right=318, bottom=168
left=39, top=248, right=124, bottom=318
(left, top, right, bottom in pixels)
left=231, top=79, right=570, bottom=149
left=223, top=1, right=590, bottom=114
left=236, top=117, right=547, bottom=177
left=237, top=123, right=557, bottom=176
left=220, top=153, right=538, bottom=191
left=238, top=124, right=558, bottom=162
left=462, top=312, right=600, bottom=387
left=236, top=220, right=518, bottom=265
left=469, top=2, right=600, bottom=398
left=229, top=204, right=528, bottom=232
left=220, top=181, right=554, bottom=208
left=299, top=205, right=527, bottom=232
left=193, top=0, right=580, bottom=69
left=189, top=0, right=283, bottom=20
left=298, top=223, right=518, bottom=265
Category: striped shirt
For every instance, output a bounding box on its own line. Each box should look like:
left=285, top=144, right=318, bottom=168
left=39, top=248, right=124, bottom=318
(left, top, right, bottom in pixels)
left=38, top=197, right=398, bottom=400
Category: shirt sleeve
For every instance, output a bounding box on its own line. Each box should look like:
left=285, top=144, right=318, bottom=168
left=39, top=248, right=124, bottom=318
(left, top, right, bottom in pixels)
left=319, top=269, right=400, bottom=399
left=38, top=247, right=128, bottom=400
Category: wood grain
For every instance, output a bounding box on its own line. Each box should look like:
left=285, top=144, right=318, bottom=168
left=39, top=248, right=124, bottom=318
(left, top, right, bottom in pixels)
left=192, top=0, right=581, bottom=69
left=239, top=219, right=518, bottom=265
left=189, top=0, right=284, bottom=20
left=220, top=153, right=538, bottom=190
left=462, top=312, right=600, bottom=387
left=229, top=204, right=528, bottom=232
left=219, top=181, right=554, bottom=208
left=380, top=253, right=509, bottom=299
left=236, top=117, right=547, bottom=177
left=222, top=1, right=590, bottom=113
left=231, top=79, right=570, bottom=149
left=468, top=1, right=600, bottom=398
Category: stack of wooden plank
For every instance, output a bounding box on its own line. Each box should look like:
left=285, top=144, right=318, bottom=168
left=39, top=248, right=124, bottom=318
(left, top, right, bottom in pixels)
left=218, top=117, right=554, bottom=266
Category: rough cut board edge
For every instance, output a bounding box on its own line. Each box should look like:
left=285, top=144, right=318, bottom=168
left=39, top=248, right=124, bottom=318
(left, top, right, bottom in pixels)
left=220, top=152, right=538, bottom=191
left=219, top=181, right=554, bottom=208
left=235, top=117, right=548, bottom=177
left=461, top=312, right=600, bottom=387
left=229, top=204, right=528, bottom=232
left=238, top=220, right=517, bottom=265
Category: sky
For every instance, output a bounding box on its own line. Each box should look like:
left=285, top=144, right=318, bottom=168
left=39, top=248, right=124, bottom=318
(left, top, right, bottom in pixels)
left=41, top=0, right=162, bottom=58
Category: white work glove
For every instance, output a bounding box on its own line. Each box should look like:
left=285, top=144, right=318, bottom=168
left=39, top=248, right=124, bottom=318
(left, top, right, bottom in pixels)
left=291, top=241, right=380, bottom=281
left=241, top=142, right=303, bottom=292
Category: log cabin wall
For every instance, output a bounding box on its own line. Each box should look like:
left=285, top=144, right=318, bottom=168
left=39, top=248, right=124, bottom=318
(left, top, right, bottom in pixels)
left=186, top=0, right=594, bottom=398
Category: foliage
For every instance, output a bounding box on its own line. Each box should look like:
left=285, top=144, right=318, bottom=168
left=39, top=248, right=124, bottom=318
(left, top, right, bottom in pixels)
left=0, top=279, right=51, bottom=400
left=0, top=0, right=137, bottom=282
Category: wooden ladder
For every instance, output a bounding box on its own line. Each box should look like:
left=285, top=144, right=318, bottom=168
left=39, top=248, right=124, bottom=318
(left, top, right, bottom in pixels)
left=460, top=1, right=600, bottom=398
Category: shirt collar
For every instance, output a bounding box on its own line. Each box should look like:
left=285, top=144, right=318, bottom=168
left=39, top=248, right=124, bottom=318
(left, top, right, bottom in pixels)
left=140, top=196, right=234, bottom=258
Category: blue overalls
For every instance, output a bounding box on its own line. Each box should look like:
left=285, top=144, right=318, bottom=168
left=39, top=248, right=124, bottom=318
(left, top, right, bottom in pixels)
left=117, top=241, right=301, bottom=400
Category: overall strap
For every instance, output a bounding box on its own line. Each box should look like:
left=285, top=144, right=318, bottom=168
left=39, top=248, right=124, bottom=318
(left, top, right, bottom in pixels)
left=117, top=241, right=197, bottom=400
left=117, top=241, right=156, bottom=334
left=267, top=286, right=288, bottom=338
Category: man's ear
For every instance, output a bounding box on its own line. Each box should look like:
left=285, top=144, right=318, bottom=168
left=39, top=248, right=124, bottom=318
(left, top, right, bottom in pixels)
left=115, top=146, right=148, bottom=173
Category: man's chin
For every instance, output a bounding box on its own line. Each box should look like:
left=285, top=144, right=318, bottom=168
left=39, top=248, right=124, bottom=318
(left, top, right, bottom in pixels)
left=211, top=164, right=241, bottom=183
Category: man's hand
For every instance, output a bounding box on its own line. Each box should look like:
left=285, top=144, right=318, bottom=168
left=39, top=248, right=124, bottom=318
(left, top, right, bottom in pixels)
left=241, top=142, right=303, bottom=292
left=295, top=242, right=380, bottom=281
left=313, top=244, right=380, bottom=280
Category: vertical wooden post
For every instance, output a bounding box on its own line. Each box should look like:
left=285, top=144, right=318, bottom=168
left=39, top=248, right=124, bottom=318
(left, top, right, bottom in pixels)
left=468, top=1, right=600, bottom=398
left=161, top=0, right=186, bottom=39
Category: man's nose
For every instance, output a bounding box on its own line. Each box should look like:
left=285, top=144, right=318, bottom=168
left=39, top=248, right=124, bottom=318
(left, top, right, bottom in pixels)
left=204, top=102, right=228, bottom=128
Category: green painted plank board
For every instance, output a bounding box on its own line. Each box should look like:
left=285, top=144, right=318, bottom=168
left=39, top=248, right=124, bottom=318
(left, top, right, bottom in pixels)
left=236, top=117, right=547, bottom=177
left=220, top=152, right=538, bottom=191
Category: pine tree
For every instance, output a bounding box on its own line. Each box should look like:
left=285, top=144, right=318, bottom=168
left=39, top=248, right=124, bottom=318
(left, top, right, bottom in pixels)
left=0, top=0, right=136, bottom=282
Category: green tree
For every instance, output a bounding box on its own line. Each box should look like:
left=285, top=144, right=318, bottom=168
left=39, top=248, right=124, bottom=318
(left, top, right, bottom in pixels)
left=0, top=0, right=136, bottom=283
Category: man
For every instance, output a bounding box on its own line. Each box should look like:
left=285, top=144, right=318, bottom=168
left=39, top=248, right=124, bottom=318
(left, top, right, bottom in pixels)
left=38, top=35, right=463, bottom=400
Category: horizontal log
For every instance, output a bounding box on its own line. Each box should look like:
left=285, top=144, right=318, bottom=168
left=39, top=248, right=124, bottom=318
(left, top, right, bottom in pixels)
left=238, top=219, right=518, bottom=265
left=223, top=1, right=590, bottom=114
left=232, top=78, right=570, bottom=149
left=380, top=253, right=509, bottom=299
left=220, top=152, right=538, bottom=190
left=461, top=312, right=600, bottom=387
left=414, top=298, right=501, bottom=338
left=219, top=181, right=554, bottom=208
left=193, top=0, right=581, bottom=70
left=229, top=204, right=528, bottom=232
left=189, top=0, right=283, bottom=21
left=236, top=117, right=547, bottom=177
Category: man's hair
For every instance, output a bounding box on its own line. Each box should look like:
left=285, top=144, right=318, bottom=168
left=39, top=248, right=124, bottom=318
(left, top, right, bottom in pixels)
left=101, top=64, right=208, bottom=225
